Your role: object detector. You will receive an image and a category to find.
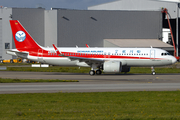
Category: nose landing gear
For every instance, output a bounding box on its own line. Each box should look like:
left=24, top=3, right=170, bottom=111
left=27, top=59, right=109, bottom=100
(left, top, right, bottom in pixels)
left=151, top=66, right=156, bottom=75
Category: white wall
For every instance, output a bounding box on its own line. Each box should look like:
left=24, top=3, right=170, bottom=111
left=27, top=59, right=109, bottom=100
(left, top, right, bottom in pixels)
left=162, top=28, right=170, bottom=43
left=0, top=8, right=12, bottom=60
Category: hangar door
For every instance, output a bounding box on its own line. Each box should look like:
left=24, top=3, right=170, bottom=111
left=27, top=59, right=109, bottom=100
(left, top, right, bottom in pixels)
left=0, top=18, right=2, bottom=59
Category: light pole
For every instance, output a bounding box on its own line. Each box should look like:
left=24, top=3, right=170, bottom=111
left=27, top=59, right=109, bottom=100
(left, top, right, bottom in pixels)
left=176, top=3, right=179, bottom=57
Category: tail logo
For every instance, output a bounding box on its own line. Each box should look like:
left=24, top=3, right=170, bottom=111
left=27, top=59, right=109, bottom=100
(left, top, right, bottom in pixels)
left=15, top=31, right=26, bottom=42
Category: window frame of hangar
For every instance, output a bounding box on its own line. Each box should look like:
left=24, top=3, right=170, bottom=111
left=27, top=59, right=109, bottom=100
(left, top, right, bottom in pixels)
left=5, top=43, right=10, bottom=49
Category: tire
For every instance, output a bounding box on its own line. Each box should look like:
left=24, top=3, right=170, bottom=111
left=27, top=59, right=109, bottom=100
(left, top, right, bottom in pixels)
left=10, top=59, right=13, bottom=63
left=96, top=70, right=102, bottom=75
left=152, top=72, right=156, bottom=75
left=89, top=70, right=95, bottom=76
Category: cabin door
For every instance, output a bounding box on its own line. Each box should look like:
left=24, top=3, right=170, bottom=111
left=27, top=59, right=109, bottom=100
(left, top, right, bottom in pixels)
left=150, top=50, right=155, bottom=59
left=38, top=49, right=44, bottom=62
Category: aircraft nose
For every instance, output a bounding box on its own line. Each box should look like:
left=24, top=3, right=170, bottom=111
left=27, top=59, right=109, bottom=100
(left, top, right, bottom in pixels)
left=172, top=56, right=177, bottom=64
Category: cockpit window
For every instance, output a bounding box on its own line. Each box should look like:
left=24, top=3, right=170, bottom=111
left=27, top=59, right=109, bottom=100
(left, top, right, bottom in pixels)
left=161, top=52, right=170, bottom=56
left=167, top=52, right=171, bottom=55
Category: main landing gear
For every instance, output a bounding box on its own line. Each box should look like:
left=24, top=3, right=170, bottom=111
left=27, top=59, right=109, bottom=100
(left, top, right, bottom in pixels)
left=89, top=64, right=102, bottom=76
left=151, top=66, right=156, bottom=75
left=89, top=70, right=102, bottom=76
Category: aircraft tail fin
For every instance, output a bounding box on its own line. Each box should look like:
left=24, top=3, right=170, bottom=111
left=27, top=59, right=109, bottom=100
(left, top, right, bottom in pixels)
left=9, top=20, right=42, bottom=51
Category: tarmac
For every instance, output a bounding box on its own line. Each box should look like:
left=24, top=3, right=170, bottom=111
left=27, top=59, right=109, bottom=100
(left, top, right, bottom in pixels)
left=0, top=71, right=180, bottom=94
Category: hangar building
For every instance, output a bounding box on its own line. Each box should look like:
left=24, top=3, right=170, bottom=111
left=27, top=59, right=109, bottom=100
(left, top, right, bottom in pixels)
left=88, top=0, right=180, bottom=58
left=0, top=3, right=175, bottom=60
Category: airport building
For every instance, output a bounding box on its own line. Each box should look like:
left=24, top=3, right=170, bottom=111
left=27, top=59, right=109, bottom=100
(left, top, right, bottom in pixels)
left=0, top=0, right=179, bottom=60
left=88, top=0, right=180, bottom=58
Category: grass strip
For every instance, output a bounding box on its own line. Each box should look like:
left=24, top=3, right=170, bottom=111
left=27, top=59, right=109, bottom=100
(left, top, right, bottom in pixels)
left=0, top=78, right=79, bottom=83
left=6, top=66, right=91, bottom=73
left=1, top=63, right=180, bottom=73
left=0, top=91, right=180, bottom=119
left=4, top=66, right=180, bottom=74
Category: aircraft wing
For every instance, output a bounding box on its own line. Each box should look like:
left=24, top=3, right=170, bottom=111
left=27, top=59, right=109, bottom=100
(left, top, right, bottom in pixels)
left=64, top=56, right=104, bottom=63
left=52, top=44, right=104, bottom=65
left=59, top=53, right=104, bottom=66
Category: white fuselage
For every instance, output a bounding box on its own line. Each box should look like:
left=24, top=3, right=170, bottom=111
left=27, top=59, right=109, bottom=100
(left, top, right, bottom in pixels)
left=20, top=47, right=176, bottom=67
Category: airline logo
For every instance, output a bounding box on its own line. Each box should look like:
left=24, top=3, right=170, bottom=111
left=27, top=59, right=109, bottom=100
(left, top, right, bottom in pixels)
left=15, top=31, right=26, bottom=42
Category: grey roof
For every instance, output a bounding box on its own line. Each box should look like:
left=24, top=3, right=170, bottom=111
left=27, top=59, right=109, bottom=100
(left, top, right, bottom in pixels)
left=157, top=0, right=180, bottom=3
left=104, top=39, right=174, bottom=51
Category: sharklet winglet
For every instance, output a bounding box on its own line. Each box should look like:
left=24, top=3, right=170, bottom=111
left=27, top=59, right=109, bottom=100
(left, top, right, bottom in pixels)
left=86, top=44, right=90, bottom=48
left=52, top=44, right=61, bottom=55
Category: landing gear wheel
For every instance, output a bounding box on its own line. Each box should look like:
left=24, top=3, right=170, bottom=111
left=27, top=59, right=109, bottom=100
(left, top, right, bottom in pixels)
left=152, top=71, right=156, bottom=75
left=96, top=70, right=102, bottom=75
left=89, top=70, right=95, bottom=76
left=151, top=66, right=156, bottom=75
left=10, top=59, right=13, bottom=63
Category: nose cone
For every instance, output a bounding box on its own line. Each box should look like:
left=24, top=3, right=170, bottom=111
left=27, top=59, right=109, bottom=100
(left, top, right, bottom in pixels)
left=172, top=56, right=177, bottom=64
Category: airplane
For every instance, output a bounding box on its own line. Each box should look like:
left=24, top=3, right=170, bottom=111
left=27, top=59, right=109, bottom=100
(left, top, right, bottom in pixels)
left=7, top=20, right=177, bottom=75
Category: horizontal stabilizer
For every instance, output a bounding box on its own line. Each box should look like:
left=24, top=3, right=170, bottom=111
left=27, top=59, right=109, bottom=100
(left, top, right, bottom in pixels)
left=6, top=49, right=28, bottom=58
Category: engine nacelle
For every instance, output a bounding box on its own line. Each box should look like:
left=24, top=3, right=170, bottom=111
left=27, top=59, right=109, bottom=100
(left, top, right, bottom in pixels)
left=103, top=61, right=122, bottom=73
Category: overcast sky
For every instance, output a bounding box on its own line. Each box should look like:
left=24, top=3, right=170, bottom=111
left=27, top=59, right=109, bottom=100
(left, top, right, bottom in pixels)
left=0, top=0, right=116, bottom=10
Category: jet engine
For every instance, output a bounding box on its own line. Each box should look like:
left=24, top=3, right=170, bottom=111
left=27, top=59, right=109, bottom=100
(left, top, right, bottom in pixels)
left=103, top=61, right=122, bottom=73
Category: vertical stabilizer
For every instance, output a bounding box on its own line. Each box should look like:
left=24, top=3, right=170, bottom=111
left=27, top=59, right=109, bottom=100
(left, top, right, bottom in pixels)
left=9, top=20, right=42, bottom=51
